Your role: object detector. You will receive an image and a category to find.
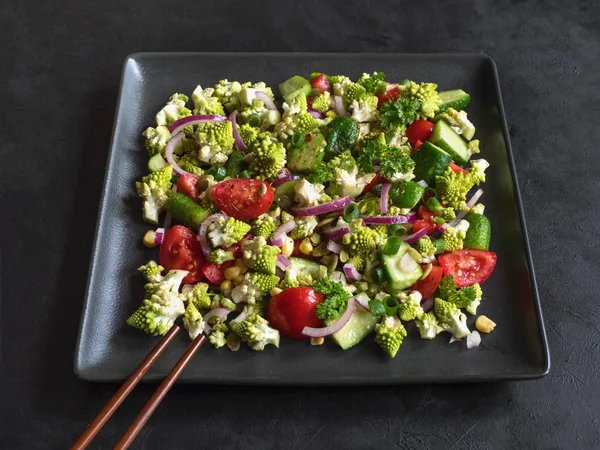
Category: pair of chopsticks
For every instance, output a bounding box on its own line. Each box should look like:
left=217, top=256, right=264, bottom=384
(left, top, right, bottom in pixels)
left=71, top=325, right=205, bottom=450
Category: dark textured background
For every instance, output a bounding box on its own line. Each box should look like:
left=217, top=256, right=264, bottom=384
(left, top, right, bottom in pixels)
left=1, top=0, right=599, bottom=448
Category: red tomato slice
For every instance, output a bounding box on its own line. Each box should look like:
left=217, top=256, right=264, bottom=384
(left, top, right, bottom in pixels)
left=363, top=172, right=385, bottom=194
left=376, top=83, right=401, bottom=108
left=410, top=266, right=443, bottom=299
left=176, top=173, right=202, bottom=201
left=412, top=219, right=438, bottom=235
left=418, top=205, right=436, bottom=221
left=438, top=249, right=497, bottom=288
left=159, top=225, right=205, bottom=284
left=201, top=260, right=234, bottom=285
left=212, top=178, right=274, bottom=221
left=406, top=120, right=434, bottom=147
left=310, top=74, right=331, bottom=93
left=414, top=139, right=423, bottom=149
left=450, top=162, right=468, bottom=174
left=268, top=287, right=324, bottom=339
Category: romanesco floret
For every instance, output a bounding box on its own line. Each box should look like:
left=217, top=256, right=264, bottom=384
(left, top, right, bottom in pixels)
left=213, top=79, right=243, bottom=112
left=143, top=125, right=171, bottom=156
left=326, top=151, right=376, bottom=198
left=242, top=236, right=281, bottom=275
left=374, top=316, right=407, bottom=358
left=239, top=100, right=269, bottom=124
left=195, top=121, right=235, bottom=165
left=181, top=282, right=211, bottom=310
left=358, top=72, right=387, bottom=94
left=468, top=159, right=489, bottom=185
left=442, top=224, right=467, bottom=252
left=438, top=274, right=483, bottom=315
left=210, top=294, right=237, bottom=311
left=434, top=297, right=470, bottom=339
left=156, top=93, right=192, bottom=126
left=350, top=94, right=379, bottom=122
left=399, top=81, right=441, bottom=119
left=208, top=327, right=228, bottom=348
left=274, top=112, right=319, bottom=144
left=439, top=207, right=456, bottom=222
left=281, top=94, right=308, bottom=118
left=415, top=237, right=436, bottom=258
left=230, top=312, right=280, bottom=351
left=208, top=249, right=235, bottom=265
left=435, top=167, right=476, bottom=210
left=467, top=139, right=481, bottom=159
left=176, top=153, right=204, bottom=175
left=191, top=85, right=226, bottom=116
left=332, top=76, right=353, bottom=98
left=207, top=216, right=252, bottom=249
left=342, top=219, right=378, bottom=257
left=470, top=203, right=485, bottom=215
left=415, top=311, right=444, bottom=339
left=245, top=136, right=286, bottom=179
left=251, top=212, right=279, bottom=238
left=238, top=123, right=260, bottom=146
left=231, top=272, right=280, bottom=304
left=135, top=165, right=173, bottom=224
left=371, top=225, right=388, bottom=247
left=252, top=81, right=275, bottom=99
left=397, top=290, right=424, bottom=321
left=280, top=261, right=327, bottom=289
left=344, top=83, right=367, bottom=103
left=182, top=301, right=205, bottom=341
left=293, top=179, right=331, bottom=207
left=435, top=107, right=476, bottom=140
left=127, top=268, right=187, bottom=336
left=138, top=261, right=164, bottom=283
left=311, top=91, right=331, bottom=113
left=290, top=216, right=318, bottom=240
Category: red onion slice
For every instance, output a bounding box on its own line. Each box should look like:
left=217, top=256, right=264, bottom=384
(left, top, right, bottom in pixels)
left=202, top=307, right=231, bottom=334
left=271, top=175, right=300, bottom=188
left=343, top=263, right=362, bottom=281
left=466, top=188, right=484, bottom=209
left=255, top=91, right=277, bottom=110
left=277, top=168, right=291, bottom=179
left=466, top=331, right=481, bottom=349
left=229, top=111, right=247, bottom=152
left=416, top=180, right=428, bottom=189
left=333, top=95, right=348, bottom=116
left=301, top=298, right=356, bottom=338
left=354, top=294, right=370, bottom=311
left=362, top=213, right=416, bottom=225
left=270, top=220, right=296, bottom=246
left=442, top=189, right=484, bottom=232
left=421, top=296, right=435, bottom=312
left=402, top=227, right=428, bottom=243
left=291, top=196, right=351, bottom=216
left=276, top=254, right=291, bottom=271
left=155, top=228, right=165, bottom=245
left=308, top=108, right=325, bottom=119
left=321, top=224, right=350, bottom=241
left=198, top=213, right=228, bottom=256
left=326, top=240, right=343, bottom=254
left=380, top=182, right=392, bottom=214
left=168, top=114, right=228, bottom=136
left=164, top=132, right=188, bottom=176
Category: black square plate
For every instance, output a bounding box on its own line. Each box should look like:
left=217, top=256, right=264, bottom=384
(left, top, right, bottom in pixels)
left=75, top=53, right=549, bottom=384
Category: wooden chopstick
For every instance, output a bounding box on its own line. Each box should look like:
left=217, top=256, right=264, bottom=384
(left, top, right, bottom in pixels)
left=70, top=325, right=181, bottom=450
left=114, top=333, right=207, bottom=450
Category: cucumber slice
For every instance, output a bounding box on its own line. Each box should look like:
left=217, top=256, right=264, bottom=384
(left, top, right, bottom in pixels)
left=330, top=300, right=378, bottom=350
left=287, top=133, right=326, bottom=174
left=463, top=214, right=491, bottom=250
left=429, top=120, right=470, bottom=165
left=412, top=141, right=452, bottom=184
left=278, top=76, right=312, bottom=104
left=381, top=241, right=423, bottom=292
left=148, top=153, right=168, bottom=172
left=438, top=89, right=471, bottom=113
left=167, top=192, right=211, bottom=229
left=389, top=181, right=425, bottom=209
left=274, top=178, right=302, bottom=209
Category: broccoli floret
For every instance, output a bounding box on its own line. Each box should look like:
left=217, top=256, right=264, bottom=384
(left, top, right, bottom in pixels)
left=415, top=237, right=436, bottom=258
left=397, top=291, right=424, bottom=321
left=138, top=261, right=164, bottom=283
left=399, top=81, right=441, bottom=119
left=213, top=79, right=243, bottom=112
left=180, top=282, right=211, bottom=310
left=468, top=159, right=490, bottom=185
left=274, top=112, right=319, bottom=145
left=326, top=151, right=376, bottom=198
left=434, top=297, right=470, bottom=339
left=438, top=274, right=483, bottom=315
left=358, top=72, right=387, bottom=94
left=242, top=236, right=281, bottom=275
left=143, top=125, right=171, bottom=157
left=231, top=272, right=280, bottom=304
left=191, top=85, right=226, bottom=116
left=435, top=107, right=475, bottom=140
left=208, top=249, right=235, bottom=265
left=350, top=94, right=379, bottom=123
left=207, top=216, right=252, bottom=249
left=311, top=91, right=332, bottom=113
left=293, top=179, right=331, bottom=208
left=435, top=167, right=476, bottom=210
left=467, top=139, right=481, bottom=159
left=182, top=301, right=205, bottom=341
left=290, top=216, right=318, bottom=240
left=230, top=312, right=280, bottom=351
left=195, top=121, right=235, bottom=165
left=244, top=136, right=286, bottom=180
left=251, top=213, right=278, bottom=238
left=415, top=311, right=444, bottom=339
left=155, top=93, right=191, bottom=126
left=127, top=268, right=187, bottom=336
left=374, top=316, right=407, bottom=358
left=238, top=123, right=260, bottom=146
left=135, top=165, right=173, bottom=224
left=442, top=219, right=470, bottom=252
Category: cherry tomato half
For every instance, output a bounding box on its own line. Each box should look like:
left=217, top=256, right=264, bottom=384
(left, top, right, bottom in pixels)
left=449, top=162, right=468, bottom=174
left=201, top=260, right=234, bottom=285
left=212, top=178, right=274, bottom=221
left=176, top=173, right=202, bottom=201
left=406, top=120, right=434, bottom=148
left=438, top=249, right=497, bottom=288
left=310, top=74, right=331, bottom=93
left=410, top=266, right=444, bottom=299
left=268, top=287, right=324, bottom=339
left=159, top=225, right=205, bottom=284
left=376, top=83, right=401, bottom=108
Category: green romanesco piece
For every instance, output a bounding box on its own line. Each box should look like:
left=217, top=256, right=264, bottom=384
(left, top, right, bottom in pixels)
left=311, top=91, right=331, bottom=113
left=326, top=151, right=376, bottom=199
left=231, top=272, right=280, bottom=304
left=238, top=100, right=269, bottom=124
left=348, top=254, right=368, bottom=272
left=438, top=275, right=483, bottom=315
left=208, top=249, right=235, bottom=265
left=138, top=261, right=164, bottom=283
left=191, top=85, right=226, bottom=116
left=213, top=79, right=243, bottom=112
left=434, top=297, right=470, bottom=339
left=400, top=81, right=441, bottom=119
left=242, top=236, right=281, bottom=275
left=251, top=213, right=278, bottom=238
left=143, top=125, right=171, bottom=157
left=374, top=316, right=407, bottom=358
left=415, top=237, right=436, bottom=258
left=439, top=207, right=456, bottom=222
left=342, top=219, right=379, bottom=256
left=468, top=159, right=489, bottom=185
left=442, top=225, right=467, bottom=252
left=344, top=83, right=367, bottom=103
left=245, top=136, right=286, bottom=180
left=415, top=311, right=444, bottom=339
left=358, top=72, right=387, bottom=94
left=210, top=295, right=237, bottom=311
left=435, top=167, right=476, bottom=211
left=182, top=301, right=205, bottom=340
left=208, top=329, right=227, bottom=348
left=135, top=165, right=173, bottom=224
left=274, top=112, right=319, bottom=144
left=230, top=312, right=280, bottom=351
left=181, top=282, right=212, bottom=310
left=467, top=139, right=481, bottom=159
left=282, top=94, right=308, bottom=118
left=290, top=216, right=318, bottom=240
left=470, top=203, right=485, bottom=215
left=196, top=121, right=235, bottom=152
left=155, top=93, right=191, bottom=126
left=238, top=123, right=260, bottom=146
left=397, top=291, right=424, bottom=322
left=207, top=216, right=252, bottom=249
left=176, top=152, right=204, bottom=175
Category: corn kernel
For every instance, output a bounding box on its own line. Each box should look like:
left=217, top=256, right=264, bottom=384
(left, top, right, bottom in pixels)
left=233, top=275, right=245, bottom=286
left=142, top=230, right=157, bottom=248
left=310, top=337, right=325, bottom=346
left=234, top=258, right=248, bottom=274
left=220, top=280, right=233, bottom=291
left=270, top=287, right=283, bottom=297
left=224, top=266, right=241, bottom=280
left=281, top=237, right=294, bottom=258
left=299, top=238, right=313, bottom=255
left=475, top=315, right=496, bottom=334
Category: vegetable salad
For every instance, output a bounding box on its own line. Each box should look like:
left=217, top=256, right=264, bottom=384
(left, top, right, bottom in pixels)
left=128, top=72, right=497, bottom=357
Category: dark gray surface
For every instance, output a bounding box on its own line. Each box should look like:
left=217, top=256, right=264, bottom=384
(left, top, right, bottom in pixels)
left=1, top=0, right=599, bottom=448
left=75, top=53, right=548, bottom=384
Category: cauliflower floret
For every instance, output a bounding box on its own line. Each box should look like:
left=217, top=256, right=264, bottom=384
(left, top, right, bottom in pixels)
left=191, top=85, right=225, bottom=116
left=142, top=125, right=171, bottom=156
left=231, top=272, right=280, bottom=304
left=207, top=216, right=252, bottom=249
left=156, top=93, right=192, bottom=126
left=332, top=76, right=353, bottom=98
left=293, top=179, right=329, bottom=207
left=469, top=158, right=490, bottom=185
left=436, top=108, right=476, bottom=140
left=326, top=151, right=376, bottom=198
left=349, top=94, right=379, bottom=122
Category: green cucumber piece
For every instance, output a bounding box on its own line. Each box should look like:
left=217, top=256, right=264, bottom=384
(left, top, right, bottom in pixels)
left=463, top=214, right=491, bottom=250
left=167, top=192, right=211, bottom=229
left=274, top=178, right=302, bottom=209
left=381, top=241, right=423, bottom=292
left=438, top=89, right=471, bottom=113
left=429, top=120, right=470, bottom=164
left=148, top=153, right=168, bottom=172
left=278, top=76, right=312, bottom=104
left=412, top=141, right=452, bottom=184
left=288, top=257, right=327, bottom=279
left=389, top=181, right=425, bottom=209
left=287, top=132, right=326, bottom=174
left=330, top=297, right=378, bottom=350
